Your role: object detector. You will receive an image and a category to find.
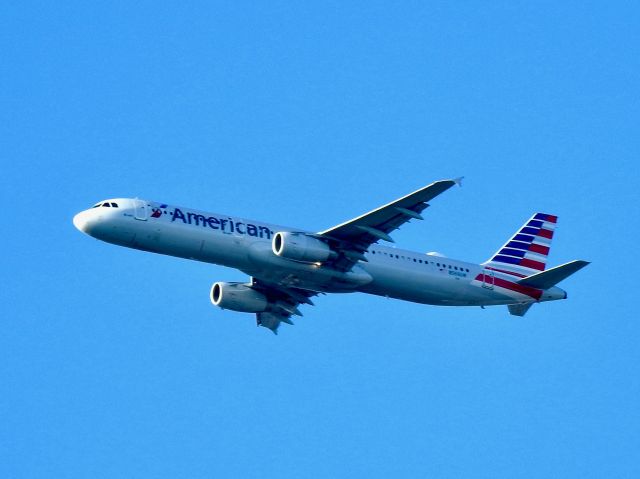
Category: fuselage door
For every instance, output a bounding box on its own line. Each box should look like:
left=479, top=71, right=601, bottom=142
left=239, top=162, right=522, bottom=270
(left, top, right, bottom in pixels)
left=482, top=268, right=494, bottom=289
left=134, top=199, right=148, bottom=221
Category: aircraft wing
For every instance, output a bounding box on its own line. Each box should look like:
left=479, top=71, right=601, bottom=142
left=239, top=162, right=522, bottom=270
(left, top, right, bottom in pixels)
left=318, top=178, right=460, bottom=270
left=250, top=277, right=319, bottom=334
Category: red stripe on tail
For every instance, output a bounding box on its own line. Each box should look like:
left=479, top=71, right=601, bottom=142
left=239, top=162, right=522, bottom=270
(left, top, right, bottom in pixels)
left=537, top=228, right=553, bottom=239
left=520, top=258, right=545, bottom=270
left=529, top=243, right=550, bottom=255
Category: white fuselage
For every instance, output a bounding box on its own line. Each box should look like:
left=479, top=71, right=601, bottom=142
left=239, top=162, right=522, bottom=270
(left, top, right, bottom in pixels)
left=73, top=198, right=566, bottom=307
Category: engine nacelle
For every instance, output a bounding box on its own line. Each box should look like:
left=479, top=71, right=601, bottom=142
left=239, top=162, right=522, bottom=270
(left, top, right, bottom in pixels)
left=210, top=282, right=269, bottom=313
left=272, top=232, right=336, bottom=263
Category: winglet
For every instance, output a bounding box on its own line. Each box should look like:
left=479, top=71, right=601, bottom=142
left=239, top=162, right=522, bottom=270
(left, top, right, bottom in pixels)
left=454, top=176, right=464, bottom=187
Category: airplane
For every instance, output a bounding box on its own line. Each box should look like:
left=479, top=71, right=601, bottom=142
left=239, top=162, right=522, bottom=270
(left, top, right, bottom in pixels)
left=73, top=178, right=589, bottom=334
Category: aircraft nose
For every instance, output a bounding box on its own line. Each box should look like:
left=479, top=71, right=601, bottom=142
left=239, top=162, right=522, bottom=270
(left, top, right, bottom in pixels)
left=73, top=210, right=94, bottom=235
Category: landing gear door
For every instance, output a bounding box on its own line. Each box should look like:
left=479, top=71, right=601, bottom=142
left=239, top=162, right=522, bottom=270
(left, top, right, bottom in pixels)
left=134, top=199, right=148, bottom=221
left=482, top=268, right=494, bottom=289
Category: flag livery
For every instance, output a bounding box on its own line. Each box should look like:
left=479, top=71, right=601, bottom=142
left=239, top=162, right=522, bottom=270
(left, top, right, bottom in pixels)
left=484, top=213, right=557, bottom=276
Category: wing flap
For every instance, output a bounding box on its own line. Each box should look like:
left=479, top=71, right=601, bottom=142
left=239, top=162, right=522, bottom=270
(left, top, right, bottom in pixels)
left=256, top=312, right=286, bottom=334
left=251, top=277, right=318, bottom=334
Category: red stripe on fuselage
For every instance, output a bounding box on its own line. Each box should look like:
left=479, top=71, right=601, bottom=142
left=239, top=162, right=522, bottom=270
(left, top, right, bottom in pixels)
left=475, top=274, right=543, bottom=300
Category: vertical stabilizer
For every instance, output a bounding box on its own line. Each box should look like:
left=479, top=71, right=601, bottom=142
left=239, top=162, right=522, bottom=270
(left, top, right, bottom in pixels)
left=508, top=303, right=534, bottom=316
left=483, top=213, right=557, bottom=276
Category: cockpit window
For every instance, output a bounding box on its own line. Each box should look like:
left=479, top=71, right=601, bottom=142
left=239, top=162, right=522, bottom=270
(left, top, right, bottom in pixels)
left=91, top=201, right=120, bottom=208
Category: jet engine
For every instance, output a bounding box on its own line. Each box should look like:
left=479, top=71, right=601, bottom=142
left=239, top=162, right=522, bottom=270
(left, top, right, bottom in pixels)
left=272, top=232, right=336, bottom=263
left=210, top=282, right=269, bottom=313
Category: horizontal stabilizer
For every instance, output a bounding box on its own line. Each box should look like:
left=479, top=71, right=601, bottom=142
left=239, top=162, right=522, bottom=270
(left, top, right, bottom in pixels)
left=508, top=303, right=533, bottom=317
left=517, top=260, right=589, bottom=290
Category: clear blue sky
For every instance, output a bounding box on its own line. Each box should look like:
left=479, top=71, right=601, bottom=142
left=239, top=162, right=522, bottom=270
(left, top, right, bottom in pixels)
left=2, top=1, right=639, bottom=477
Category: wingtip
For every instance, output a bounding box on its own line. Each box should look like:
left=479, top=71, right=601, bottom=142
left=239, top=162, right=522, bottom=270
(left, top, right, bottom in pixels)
left=453, top=176, right=464, bottom=187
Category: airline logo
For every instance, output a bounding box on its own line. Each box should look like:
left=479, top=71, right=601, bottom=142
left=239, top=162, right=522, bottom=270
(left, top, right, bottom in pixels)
left=490, top=213, right=557, bottom=273
left=165, top=206, right=275, bottom=239
left=150, top=204, right=168, bottom=218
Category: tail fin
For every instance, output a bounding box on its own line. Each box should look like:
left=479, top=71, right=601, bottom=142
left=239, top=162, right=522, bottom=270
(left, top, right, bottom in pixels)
left=483, top=213, right=558, bottom=276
